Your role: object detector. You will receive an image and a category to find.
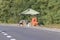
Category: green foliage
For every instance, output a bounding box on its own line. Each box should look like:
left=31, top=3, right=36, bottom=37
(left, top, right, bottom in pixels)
left=0, top=0, right=60, bottom=25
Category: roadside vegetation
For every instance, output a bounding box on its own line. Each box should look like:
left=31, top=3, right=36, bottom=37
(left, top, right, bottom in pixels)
left=0, top=0, right=60, bottom=27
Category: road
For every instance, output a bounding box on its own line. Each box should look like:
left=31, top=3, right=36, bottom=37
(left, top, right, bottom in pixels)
left=0, top=25, right=60, bottom=40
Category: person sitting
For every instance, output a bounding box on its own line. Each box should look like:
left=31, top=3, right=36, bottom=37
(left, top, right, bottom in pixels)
left=31, top=17, right=38, bottom=26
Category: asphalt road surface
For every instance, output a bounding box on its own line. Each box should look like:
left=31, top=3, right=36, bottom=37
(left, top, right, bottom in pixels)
left=0, top=25, right=60, bottom=40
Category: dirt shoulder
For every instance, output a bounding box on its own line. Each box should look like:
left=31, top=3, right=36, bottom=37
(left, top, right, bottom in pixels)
left=0, top=24, right=18, bottom=26
left=44, top=24, right=60, bottom=29
left=29, top=25, right=60, bottom=32
left=0, top=24, right=60, bottom=32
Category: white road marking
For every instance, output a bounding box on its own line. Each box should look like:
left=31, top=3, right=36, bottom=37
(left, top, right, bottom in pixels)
left=10, top=39, right=16, bottom=40
left=1, top=30, right=16, bottom=40
left=6, top=35, right=12, bottom=38
left=2, top=32, right=5, bottom=34
left=3, top=33, right=8, bottom=35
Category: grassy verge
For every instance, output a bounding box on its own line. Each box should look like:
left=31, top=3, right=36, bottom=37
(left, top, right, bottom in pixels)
left=44, top=24, right=60, bottom=29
